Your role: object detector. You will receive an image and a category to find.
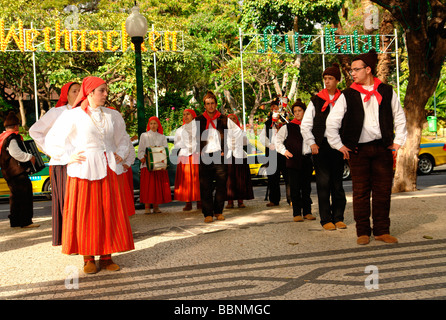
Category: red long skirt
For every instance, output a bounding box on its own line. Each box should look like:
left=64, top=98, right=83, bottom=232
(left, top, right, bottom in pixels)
left=174, top=155, right=200, bottom=202
left=139, top=167, right=171, bottom=204
left=121, top=169, right=135, bottom=216
left=61, top=167, right=135, bottom=256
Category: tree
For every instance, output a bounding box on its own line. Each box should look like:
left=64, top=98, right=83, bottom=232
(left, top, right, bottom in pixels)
left=371, top=0, right=446, bottom=192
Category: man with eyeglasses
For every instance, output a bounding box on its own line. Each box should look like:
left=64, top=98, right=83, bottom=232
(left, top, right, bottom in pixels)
left=325, top=49, right=407, bottom=245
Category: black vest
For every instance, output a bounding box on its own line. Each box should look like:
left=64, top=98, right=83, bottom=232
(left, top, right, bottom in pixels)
left=0, top=133, right=27, bottom=181
left=310, top=95, right=331, bottom=146
left=195, top=114, right=229, bottom=153
left=284, top=122, right=303, bottom=169
left=340, top=83, right=394, bottom=150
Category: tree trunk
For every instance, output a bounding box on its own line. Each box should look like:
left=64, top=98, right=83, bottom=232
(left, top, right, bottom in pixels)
left=376, top=10, right=395, bottom=83
left=392, top=31, right=442, bottom=192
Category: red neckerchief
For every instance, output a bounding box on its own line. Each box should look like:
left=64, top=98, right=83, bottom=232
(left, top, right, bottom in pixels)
left=317, top=88, right=341, bottom=112
left=350, top=77, right=383, bottom=105
left=291, top=119, right=301, bottom=125
left=0, top=131, right=22, bottom=155
left=203, top=110, right=221, bottom=129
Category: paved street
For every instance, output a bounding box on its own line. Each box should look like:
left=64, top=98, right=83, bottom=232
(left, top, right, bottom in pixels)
left=1, top=173, right=445, bottom=309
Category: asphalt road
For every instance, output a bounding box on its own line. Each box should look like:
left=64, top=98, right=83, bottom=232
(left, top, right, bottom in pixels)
left=0, top=165, right=445, bottom=221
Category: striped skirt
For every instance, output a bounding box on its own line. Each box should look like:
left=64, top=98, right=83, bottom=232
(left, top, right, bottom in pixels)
left=121, top=169, right=135, bottom=216
left=174, top=155, right=200, bottom=202
left=61, top=167, right=135, bottom=256
left=140, top=167, right=172, bottom=204
left=50, top=165, right=67, bottom=246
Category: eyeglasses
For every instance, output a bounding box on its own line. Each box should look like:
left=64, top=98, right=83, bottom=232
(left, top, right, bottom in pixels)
left=349, top=67, right=366, bottom=75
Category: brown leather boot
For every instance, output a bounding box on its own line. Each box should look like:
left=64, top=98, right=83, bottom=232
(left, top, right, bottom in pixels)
left=99, top=255, right=120, bottom=271
left=83, top=256, right=98, bottom=274
left=183, top=202, right=192, bottom=211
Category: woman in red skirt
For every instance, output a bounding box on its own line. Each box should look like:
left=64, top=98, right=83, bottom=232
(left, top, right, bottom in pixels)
left=138, top=116, right=171, bottom=213
left=173, top=109, right=201, bottom=211
left=45, top=76, right=135, bottom=274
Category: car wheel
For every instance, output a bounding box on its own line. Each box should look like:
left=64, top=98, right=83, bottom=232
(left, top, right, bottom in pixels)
left=418, top=154, right=434, bottom=175
left=343, top=161, right=351, bottom=180
left=43, top=178, right=52, bottom=200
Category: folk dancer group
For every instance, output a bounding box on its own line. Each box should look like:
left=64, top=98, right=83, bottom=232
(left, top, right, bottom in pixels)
left=0, top=48, right=406, bottom=275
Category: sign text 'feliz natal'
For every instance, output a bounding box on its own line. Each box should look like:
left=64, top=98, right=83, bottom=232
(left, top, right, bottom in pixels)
left=256, top=26, right=390, bottom=55
left=0, top=19, right=182, bottom=53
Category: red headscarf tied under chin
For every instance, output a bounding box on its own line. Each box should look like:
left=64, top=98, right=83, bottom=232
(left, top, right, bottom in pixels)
left=56, top=82, right=77, bottom=108
left=183, top=109, right=197, bottom=124
left=72, top=76, right=106, bottom=113
left=228, top=114, right=241, bottom=128
left=147, top=116, right=163, bottom=134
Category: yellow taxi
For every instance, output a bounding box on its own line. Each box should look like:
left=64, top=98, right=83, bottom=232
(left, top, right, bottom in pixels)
left=418, top=137, right=446, bottom=174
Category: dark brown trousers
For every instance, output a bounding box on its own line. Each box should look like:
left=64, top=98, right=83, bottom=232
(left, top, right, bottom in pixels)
left=349, top=140, right=394, bottom=237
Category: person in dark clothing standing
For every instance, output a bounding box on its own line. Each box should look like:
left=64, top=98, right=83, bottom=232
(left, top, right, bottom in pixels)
left=301, top=63, right=346, bottom=231
left=259, top=99, right=290, bottom=207
left=0, top=111, right=39, bottom=229
left=276, top=99, right=315, bottom=222
left=182, top=91, right=244, bottom=223
left=326, top=49, right=407, bottom=245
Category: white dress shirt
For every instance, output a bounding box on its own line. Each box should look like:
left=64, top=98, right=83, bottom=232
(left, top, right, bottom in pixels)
left=300, top=95, right=337, bottom=148
left=275, top=124, right=312, bottom=156
left=45, top=106, right=130, bottom=181
left=325, top=86, right=407, bottom=151
left=180, top=117, right=245, bottom=158
left=29, top=104, right=74, bottom=165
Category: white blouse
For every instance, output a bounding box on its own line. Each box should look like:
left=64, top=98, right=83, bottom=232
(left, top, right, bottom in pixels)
left=29, top=104, right=74, bottom=165
left=137, top=130, right=168, bottom=169
left=44, top=106, right=130, bottom=181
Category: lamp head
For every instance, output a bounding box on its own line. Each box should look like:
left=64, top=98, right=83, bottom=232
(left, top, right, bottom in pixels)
left=125, top=6, right=148, bottom=38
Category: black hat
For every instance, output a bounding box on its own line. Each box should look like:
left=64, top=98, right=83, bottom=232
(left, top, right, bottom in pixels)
left=3, top=111, right=19, bottom=127
left=323, top=63, right=341, bottom=81
left=353, top=48, right=378, bottom=74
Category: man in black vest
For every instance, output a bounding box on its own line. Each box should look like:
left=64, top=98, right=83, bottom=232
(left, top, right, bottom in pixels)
left=301, top=63, right=346, bottom=231
left=191, top=91, right=244, bottom=223
left=0, top=111, right=39, bottom=228
left=326, top=49, right=407, bottom=245
left=276, top=99, right=314, bottom=222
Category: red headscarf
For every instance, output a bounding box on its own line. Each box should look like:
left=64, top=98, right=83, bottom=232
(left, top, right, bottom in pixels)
left=72, top=76, right=106, bottom=113
left=183, top=109, right=197, bottom=124
left=55, top=82, right=77, bottom=108
left=228, top=114, right=241, bottom=128
left=147, top=116, right=163, bottom=134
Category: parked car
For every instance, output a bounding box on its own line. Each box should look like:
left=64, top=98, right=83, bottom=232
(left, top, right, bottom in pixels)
left=0, top=152, right=52, bottom=199
left=417, top=137, right=446, bottom=175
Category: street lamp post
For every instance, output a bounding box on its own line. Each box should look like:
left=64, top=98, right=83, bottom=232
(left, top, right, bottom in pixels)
left=125, top=5, right=148, bottom=139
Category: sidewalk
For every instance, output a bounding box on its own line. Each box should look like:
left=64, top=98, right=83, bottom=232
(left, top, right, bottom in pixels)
left=0, top=184, right=445, bottom=301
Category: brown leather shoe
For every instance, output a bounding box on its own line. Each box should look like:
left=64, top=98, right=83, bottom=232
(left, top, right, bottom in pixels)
left=215, top=214, right=225, bottom=221
left=83, top=257, right=98, bottom=274
left=357, top=235, right=370, bottom=245
left=204, top=216, right=213, bottom=223
left=375, top=234, right=398, bottom=243
left=335, top=221, right=347, bottom=229
left=183, top=202, right=192, bottom=211
left=322, top=222, right=336, bottom=231
left=225, top=203, right=234, bottom=209
left=304, top=214, right=316, bottom=220
left=293, top=216, right=304, bottom=222
left=266, top=202, right=279, bottom=207
left=99, top=257, right=120, bottom=271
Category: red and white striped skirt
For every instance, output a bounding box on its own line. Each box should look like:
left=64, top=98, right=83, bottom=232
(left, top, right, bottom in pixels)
left=61, top=167, right=135, bottom=256
left=174, top=155, right=200, bottom=202
left=139, top=167, right=171, bottom=204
